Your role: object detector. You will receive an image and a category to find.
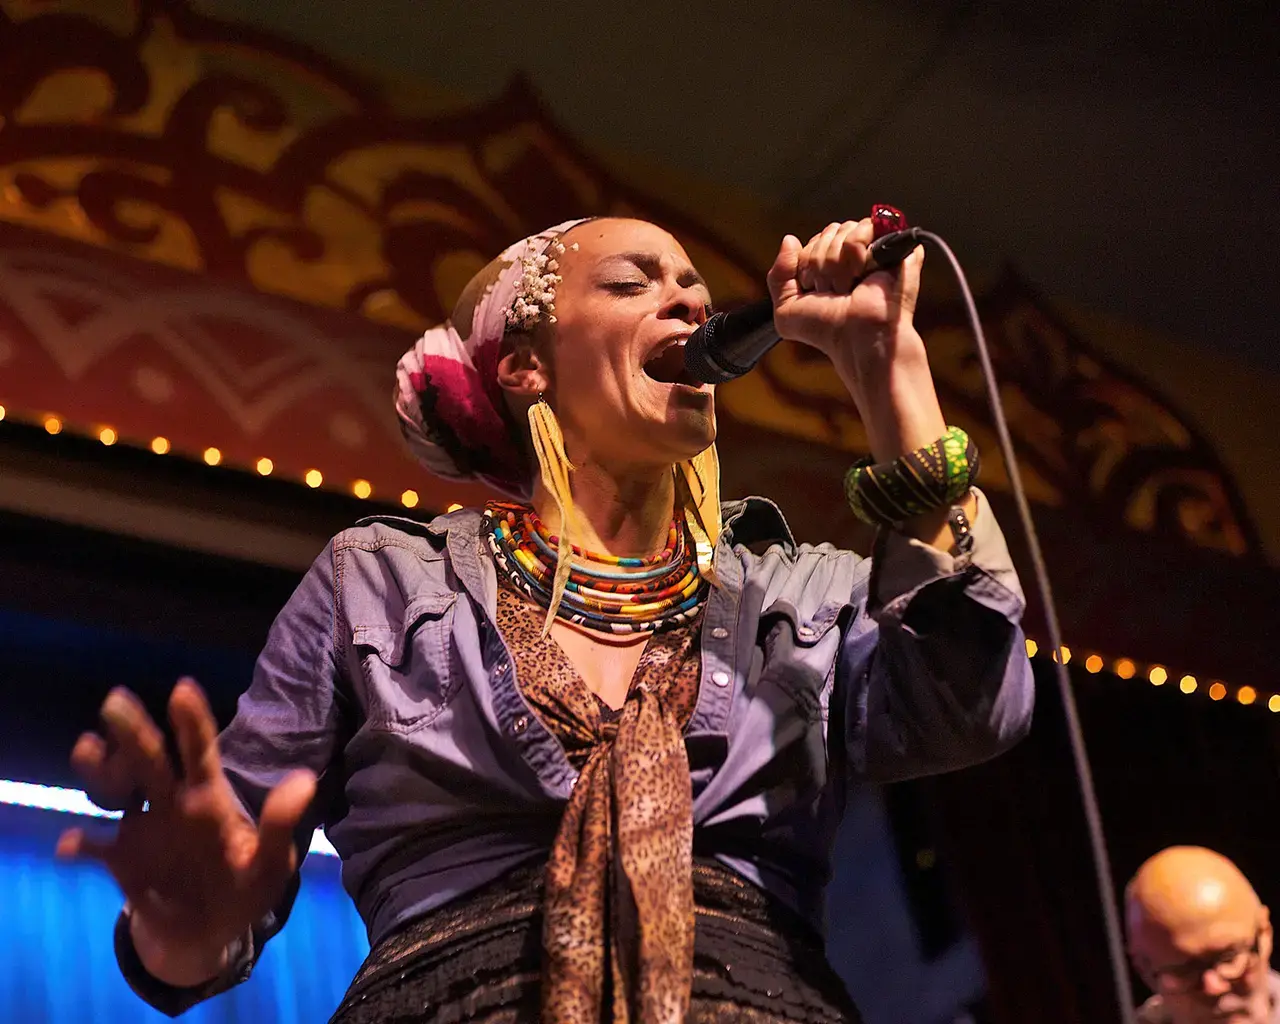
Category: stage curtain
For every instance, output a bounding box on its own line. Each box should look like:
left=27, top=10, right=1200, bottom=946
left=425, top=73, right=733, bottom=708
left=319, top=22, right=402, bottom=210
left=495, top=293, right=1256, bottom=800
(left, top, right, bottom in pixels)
left=0, top=807, right=368, bottom=1023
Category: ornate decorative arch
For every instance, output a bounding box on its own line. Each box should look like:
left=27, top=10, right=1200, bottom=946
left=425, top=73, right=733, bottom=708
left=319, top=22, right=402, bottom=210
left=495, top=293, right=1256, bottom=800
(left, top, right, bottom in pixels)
left=0, top=0, right=1257, bottom=555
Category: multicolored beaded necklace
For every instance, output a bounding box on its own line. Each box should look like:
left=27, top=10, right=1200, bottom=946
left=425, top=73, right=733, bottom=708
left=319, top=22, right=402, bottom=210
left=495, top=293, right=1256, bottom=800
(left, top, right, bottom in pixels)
left=483, top=501, right=708, bottom=634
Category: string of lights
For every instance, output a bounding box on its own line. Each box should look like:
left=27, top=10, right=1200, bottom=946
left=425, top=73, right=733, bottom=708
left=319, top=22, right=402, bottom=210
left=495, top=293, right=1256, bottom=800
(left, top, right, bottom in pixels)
left=0, top=403, right=440, bottom=511
left=1024, top=638, right=1271, bottom=710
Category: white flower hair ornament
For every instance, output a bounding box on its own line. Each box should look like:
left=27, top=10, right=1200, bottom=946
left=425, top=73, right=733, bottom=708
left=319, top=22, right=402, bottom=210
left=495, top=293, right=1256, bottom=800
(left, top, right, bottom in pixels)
left=504, top=238, right=579, bottom=331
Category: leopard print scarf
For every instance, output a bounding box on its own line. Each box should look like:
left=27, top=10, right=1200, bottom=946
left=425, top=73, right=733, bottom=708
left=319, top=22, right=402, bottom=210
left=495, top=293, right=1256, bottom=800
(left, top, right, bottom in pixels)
left=495, top=584, right=703, bottom=1023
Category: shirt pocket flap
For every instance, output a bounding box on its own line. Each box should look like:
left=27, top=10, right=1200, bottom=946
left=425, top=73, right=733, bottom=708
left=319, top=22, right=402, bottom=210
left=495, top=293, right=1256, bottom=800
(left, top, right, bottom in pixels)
left=765, top=599, right=847, bottom=648
left=353, top=592, right=458, bottom=669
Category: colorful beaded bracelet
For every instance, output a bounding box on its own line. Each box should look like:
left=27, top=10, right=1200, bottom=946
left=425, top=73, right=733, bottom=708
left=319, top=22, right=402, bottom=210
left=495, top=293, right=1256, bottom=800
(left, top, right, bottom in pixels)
left=844, top=425, right=980, bottom=528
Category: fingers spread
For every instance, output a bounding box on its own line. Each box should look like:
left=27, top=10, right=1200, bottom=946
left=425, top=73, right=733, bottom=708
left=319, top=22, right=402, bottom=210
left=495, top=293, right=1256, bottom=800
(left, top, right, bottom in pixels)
left=56, top=825, right=117, bottom=865
left=169, top=678, right=222, bottom=787
left=71, top=730, right=107, bottom=774
left=247, top=770, right=317, bottom=910
left=258, top=770, right=317, bottom=847
left=71, top=731, right=139, bottom=811
left=100, top=689, right=176, bottom=809
left=55, top=826, right=151, bottom=907
left=55, top=826, right=87, bottom=860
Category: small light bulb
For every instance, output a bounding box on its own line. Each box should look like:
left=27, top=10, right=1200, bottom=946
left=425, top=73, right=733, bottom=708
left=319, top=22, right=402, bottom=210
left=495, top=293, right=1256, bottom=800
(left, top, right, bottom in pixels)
left=1178, top=675, right=1197, bottom=694
left=256, top=457, right=274, bottom=476
left=1084, top=654, right=1104, bottom=673
left=0, top=404, right=7, bottom=422
left=352, top=479, right=372, bottom=499
left=98, top=427, right=117, bottom=446
left=1238, top=686, right=1257, bottom=706
left=1208, top=682, right=1226, bottom=701
left=304, top=469, right=323, bottom=488
left=1268, top=695, right=1280, bottom=713
left=401, top=489, right=419, bottom=508
left=1115, top=658, right=1137, bottom=680
left=1025, top=639, right=1038, bottom=658
left=446, top=502, right=464, bottom=513
left=150, top=436, right=170, bottom=455
left=44, top=416, right=63, bottom=435
left=203, top=447, right=222, bottom=466
left=1149, top=666, right=1168, bottom=686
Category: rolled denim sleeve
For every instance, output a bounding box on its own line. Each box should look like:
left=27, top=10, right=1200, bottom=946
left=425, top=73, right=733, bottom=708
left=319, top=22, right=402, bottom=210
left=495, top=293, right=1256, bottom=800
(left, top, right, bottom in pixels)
left=115, top=543, right=351, bottom=1015
left=113, top=911, right=266, bottom=1018
left=838, top=488, right=1035, bottom=782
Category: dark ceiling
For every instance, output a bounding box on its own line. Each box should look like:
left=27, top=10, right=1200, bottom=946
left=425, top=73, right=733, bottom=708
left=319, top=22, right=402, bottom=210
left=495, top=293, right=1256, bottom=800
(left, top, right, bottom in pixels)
left=201, top=0, right=1278, bottom=371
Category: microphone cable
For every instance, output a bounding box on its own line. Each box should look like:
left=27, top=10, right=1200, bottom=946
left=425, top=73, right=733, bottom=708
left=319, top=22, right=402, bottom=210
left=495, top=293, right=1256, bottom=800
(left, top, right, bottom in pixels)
left=914, top=229, right=1136, bottom=1024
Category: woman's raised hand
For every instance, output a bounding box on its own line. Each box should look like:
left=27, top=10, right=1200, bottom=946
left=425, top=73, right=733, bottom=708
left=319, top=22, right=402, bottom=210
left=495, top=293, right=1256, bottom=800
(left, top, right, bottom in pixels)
left=767, top=218, right=946, bottom=464
left=766, top=218, right=925, bottom=360
left=58, top=679, right=315, bottom=986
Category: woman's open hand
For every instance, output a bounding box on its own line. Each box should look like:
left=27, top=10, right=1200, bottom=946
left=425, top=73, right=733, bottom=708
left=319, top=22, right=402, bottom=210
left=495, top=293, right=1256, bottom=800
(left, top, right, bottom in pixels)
left=58, top=679, right=315, bottom=986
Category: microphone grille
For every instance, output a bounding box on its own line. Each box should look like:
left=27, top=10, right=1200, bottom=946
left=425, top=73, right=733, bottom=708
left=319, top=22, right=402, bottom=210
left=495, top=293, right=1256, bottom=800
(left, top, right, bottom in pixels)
left=683, top=315, right=735, bottom=385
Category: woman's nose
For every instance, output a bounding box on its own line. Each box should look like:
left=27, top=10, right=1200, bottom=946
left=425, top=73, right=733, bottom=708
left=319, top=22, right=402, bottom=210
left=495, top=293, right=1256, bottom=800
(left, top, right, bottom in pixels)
left=658, top=284, right=707, bottom=325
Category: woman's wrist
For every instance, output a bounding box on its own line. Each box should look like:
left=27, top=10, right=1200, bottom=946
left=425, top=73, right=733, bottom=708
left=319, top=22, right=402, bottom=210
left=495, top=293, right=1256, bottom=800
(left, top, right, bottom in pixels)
left=830, top=326, right=946, bottom=461
left=128, top=906, right=233, bottom=989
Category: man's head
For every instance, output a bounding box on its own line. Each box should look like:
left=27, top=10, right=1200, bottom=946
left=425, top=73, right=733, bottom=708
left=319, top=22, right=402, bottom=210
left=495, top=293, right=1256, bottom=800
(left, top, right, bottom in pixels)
left=1127, top=846, right=1272, bottom=1024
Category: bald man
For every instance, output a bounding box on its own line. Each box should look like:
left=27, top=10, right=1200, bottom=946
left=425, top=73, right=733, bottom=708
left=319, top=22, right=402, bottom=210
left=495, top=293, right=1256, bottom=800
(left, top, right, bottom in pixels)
left=1127, top=846, right=1279, bottom=1024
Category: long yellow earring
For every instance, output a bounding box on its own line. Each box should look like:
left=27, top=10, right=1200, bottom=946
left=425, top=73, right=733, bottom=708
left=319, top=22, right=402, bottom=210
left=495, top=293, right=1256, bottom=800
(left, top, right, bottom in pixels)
left=527, top=394, right=575, bottom=635
left=676, top=443, right=722, bottom=586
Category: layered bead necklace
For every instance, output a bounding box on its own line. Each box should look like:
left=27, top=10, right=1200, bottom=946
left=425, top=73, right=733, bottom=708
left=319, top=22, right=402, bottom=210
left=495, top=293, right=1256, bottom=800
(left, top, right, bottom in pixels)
left=483, top=501, right=708, bottom=634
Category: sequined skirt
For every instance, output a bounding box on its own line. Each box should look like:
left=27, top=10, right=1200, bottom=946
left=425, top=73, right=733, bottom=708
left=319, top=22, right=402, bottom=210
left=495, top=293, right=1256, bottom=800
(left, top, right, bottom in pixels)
left=329, top=860, right=861, bottom=1024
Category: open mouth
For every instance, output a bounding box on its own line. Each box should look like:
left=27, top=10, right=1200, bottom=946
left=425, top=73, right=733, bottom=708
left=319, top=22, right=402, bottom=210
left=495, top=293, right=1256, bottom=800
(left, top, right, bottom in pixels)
left=642, top=342, right=704, bottom=388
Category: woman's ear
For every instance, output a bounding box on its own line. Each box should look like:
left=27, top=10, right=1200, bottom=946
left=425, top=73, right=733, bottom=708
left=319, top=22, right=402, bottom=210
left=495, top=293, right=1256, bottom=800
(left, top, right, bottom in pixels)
left=497, top=333, right=550, bottom=397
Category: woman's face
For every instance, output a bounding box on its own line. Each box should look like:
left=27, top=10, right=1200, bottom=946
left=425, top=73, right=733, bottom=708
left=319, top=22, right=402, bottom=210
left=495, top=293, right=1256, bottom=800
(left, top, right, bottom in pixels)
left=540, top=218, right=716, bottom=471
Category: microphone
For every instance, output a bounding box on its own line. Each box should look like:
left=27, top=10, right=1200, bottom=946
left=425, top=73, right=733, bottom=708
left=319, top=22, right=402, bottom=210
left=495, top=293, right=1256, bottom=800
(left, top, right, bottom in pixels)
left=683, top=226, right=925, bottom=385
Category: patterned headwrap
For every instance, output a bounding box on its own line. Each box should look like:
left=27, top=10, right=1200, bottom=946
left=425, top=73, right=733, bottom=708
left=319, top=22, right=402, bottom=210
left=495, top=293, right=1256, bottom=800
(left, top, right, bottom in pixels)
left=395, top=219, right=590, bottom=497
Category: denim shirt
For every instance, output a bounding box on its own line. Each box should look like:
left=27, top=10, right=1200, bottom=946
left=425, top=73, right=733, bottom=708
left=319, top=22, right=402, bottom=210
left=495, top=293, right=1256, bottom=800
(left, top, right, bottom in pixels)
left=118, top=490, right=1033, bottom=1014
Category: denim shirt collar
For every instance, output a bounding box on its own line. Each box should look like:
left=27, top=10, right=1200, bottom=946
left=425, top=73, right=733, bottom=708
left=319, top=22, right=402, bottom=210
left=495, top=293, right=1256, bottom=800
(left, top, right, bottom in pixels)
left=355, top=497, right=793, bottom=624
left=421, top=496, right=796, bottom=556
left=718, top=496, right=796, bottom=554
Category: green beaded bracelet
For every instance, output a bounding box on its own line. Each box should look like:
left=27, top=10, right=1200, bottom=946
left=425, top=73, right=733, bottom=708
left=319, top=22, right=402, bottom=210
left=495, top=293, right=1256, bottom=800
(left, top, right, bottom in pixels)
left=844, top=425, right=980, bottom=527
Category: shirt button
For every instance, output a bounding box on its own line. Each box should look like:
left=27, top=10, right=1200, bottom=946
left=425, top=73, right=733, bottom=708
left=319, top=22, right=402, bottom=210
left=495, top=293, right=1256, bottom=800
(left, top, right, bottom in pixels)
left=512, top=715, right=528, bottom=735
left=712, top=671, right=730, bottom=687
left=710, top=627, right=729, bottom=640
